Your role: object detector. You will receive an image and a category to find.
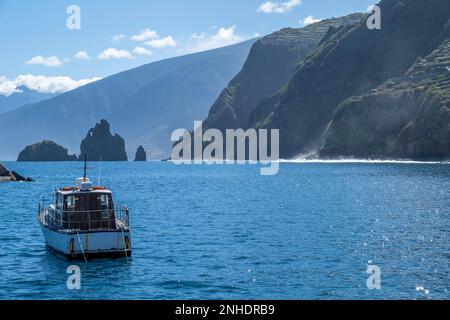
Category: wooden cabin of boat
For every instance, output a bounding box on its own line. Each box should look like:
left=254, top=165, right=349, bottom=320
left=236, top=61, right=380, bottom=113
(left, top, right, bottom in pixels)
left=41, top=178, right=129, bottom=232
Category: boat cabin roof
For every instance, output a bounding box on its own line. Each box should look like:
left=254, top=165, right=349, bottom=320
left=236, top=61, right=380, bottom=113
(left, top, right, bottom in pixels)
left=56, top=177, right=112, bottom=196
left=57, top=187, right=112, bottom=196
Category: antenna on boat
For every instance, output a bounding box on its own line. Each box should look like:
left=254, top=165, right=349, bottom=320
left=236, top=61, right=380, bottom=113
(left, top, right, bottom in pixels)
left=83, top=153, right=87, bottom=182
left=97, top=156, right=102, bottom=186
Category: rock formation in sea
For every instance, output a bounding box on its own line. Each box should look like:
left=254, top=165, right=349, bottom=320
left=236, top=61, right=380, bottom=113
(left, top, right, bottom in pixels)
left=134, top=145, right=147, bottom=161
left=0, top=163, right=33, bottom=182
left=80, top=119, right=128, bottom=161
left=17, top=140, right=77, bottom=162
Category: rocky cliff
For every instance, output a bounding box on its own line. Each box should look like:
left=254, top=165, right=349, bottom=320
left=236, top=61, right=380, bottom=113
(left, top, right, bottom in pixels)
left=204, top=14, right=363, bottom=132
left=252, top=0, right=450, bottom=159
left=319, top=38, right=450, bottom=160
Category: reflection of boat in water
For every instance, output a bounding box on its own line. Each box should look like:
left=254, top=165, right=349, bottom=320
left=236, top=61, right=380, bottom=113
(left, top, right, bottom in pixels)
left=37, top=156, right=131, bottom=260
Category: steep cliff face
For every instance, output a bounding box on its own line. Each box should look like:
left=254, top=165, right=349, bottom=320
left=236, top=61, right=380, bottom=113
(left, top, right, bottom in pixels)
left=253, top=0, right=450, bottom=159
left=17, top=140, right=77, bottom=162
left=319, top=38, right=450, bottom=160
left=203, top=14, right=363, bottom=132
left=80, top=119, right=127, bottom=161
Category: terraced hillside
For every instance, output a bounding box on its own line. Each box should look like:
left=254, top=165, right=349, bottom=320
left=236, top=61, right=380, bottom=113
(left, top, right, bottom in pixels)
left=319, top=39, right=450, bottom=160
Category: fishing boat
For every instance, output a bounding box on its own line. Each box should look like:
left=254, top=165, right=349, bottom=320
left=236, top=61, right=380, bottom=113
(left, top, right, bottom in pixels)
left=37, top=157, right=132, bottom=260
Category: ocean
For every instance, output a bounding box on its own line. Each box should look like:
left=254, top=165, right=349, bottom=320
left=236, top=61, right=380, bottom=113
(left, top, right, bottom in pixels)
left=0, top=161, right=448, bottom=299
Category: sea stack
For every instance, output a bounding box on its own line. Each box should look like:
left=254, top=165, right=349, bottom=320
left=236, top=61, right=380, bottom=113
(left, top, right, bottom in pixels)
left=17, top=140, right=77, bottom=162
left=134, top=145, right=147, bottom=161
left=80, top=119, right=128, bottom=161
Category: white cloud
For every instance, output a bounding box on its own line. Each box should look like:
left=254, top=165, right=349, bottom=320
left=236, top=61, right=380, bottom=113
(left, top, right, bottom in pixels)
left=133, top=47, right=152, bottom=56
left=98, top=48, right=135, bottom=60
left=184, top=26, right=244, bottom=53
left=144, top=36, right=177, bottom=49
left=367, top=5, right=376, bottom=12
left=74, top=51, right=91, bottom=60
left=112, top=34, right=126, bottom=44
left=131, top=28, right=158, bottom=42
left=0, top=74, right=101, bottom=96
left=25, top=56, right=63, bottom=67
left=300, top=16, right=322, bottom=26
left=257, top=0, right=302, bottom=14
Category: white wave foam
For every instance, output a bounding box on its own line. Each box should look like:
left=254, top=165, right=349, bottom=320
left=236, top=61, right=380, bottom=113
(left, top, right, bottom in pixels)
left=280, top=158, right=450, bottom=165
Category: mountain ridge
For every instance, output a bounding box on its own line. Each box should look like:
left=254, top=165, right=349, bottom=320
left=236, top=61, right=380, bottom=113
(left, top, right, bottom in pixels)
left=0, top=39, right=256, bottom=160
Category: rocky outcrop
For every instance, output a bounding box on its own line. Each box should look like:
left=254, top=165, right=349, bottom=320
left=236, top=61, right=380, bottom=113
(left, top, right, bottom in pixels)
left=80, top=119, right=128, bottom=161
left=0, top=163, right=33, bottom=182
left=134, top=145, right=147, bottom=161
left=17, top=140, right=77, bottom=162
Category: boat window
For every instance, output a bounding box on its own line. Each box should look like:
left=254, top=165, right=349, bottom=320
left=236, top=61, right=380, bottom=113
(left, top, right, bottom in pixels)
left=65, top=195, right=75, bottom=211
left=56, top=193, right=64, bottom=210
left=100, top=194, right=109, bottom=210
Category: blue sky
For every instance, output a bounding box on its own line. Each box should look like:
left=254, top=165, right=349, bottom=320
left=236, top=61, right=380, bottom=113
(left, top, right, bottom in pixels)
left=0, top=0, right=375, bottom=96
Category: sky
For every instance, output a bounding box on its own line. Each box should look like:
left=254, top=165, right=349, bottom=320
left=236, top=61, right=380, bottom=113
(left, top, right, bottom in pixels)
left=0, top=0, right=376, bottom=96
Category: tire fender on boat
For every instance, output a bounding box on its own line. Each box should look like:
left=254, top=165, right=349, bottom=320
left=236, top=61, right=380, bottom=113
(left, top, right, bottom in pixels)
left=68, top=238, right=75, bottom=256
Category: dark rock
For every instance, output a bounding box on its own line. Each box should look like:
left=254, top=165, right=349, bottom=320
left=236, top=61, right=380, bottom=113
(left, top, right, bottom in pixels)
left=17, top=140, right=77, bottom=162
left=134, top=145, right=147, bottom=161
left=0, top=163, right=9, bottom=176
left=0, top=163, right=33, bottom=182
left=80, top=119, right=128, bottom=161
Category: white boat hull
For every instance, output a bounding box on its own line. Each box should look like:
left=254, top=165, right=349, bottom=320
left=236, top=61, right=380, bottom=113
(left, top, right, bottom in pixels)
left=39, top=223, right=132, bottom=260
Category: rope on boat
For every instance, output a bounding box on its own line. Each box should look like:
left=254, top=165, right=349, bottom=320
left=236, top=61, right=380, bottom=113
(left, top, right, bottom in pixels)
left=76, top=229, right=88, bottom=264
left=120, top=228, right=129, bottom=263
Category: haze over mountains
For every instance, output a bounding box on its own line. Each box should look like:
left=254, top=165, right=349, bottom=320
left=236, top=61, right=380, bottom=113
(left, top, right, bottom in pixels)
left=1, top=0, right=449, bottom=162
left=0, top=86, right=55, bottom=114
left=0, top=39, right=256, bottom=160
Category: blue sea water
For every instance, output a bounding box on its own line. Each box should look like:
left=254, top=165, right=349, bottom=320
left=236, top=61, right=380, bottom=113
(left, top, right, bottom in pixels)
left=0, top=161, right=448, bottom=300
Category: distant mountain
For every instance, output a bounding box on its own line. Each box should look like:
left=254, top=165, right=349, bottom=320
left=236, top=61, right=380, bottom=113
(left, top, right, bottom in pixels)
left=251, top=0, right=450, bottom=159
left=0, top=86, right=55, bottom=114
left=0, top=39, right=256, bottom=160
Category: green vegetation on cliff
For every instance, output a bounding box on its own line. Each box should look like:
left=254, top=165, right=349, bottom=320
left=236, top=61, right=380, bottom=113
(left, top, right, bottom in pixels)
left=17, top=140, right=77, bottom=162
left=252, top=0, right=450, bottom=159
left=319, top=38, right=450, bottom=160
left=204, top=14, right=363, bottom=132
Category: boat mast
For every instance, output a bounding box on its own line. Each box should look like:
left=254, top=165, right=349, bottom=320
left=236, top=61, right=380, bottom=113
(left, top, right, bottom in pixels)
left=83, top=153, right=87, bottom=182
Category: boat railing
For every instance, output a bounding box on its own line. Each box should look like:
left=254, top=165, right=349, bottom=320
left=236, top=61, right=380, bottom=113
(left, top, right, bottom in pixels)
left=41, top=205, right=130, bottom=232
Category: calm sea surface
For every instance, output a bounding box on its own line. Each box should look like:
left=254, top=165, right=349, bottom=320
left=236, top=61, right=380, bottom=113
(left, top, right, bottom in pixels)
left=0, top=161, right=448, bottom=300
